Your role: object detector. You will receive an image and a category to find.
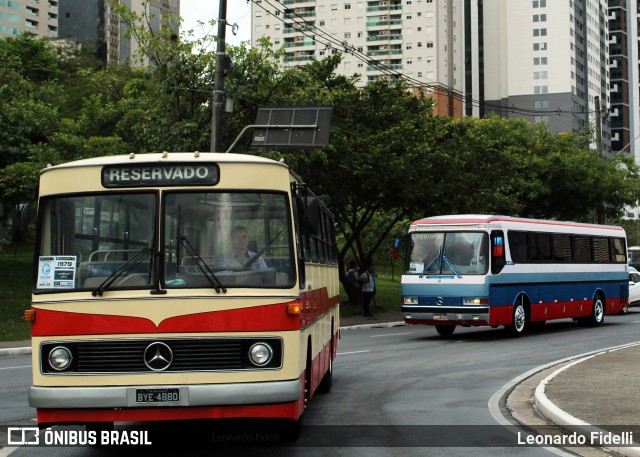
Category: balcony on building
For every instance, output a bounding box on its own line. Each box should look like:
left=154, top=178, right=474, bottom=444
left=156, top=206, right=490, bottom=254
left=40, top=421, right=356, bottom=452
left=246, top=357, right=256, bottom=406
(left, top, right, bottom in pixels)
left=283, top=22, right=315, bottom=34
left=48, top=0, right=58, bottom=8
left=26, top=6, right=38, bottom=16
left=367, top=60, right=402, bottom=71
left=366, top=45, right=402, bottom=57
left=25, top=19, right=39, bottom=28
left=284, top=51, right=316, bottom=63
left=367, top=31, right=402, bottom=42
left=284, top=39, right=316, bottom=49
left=366, top=15, right=402, bottom=29
left=366, top=1, right=402, bottom=14
left=284, top=8, right=316, bottom=20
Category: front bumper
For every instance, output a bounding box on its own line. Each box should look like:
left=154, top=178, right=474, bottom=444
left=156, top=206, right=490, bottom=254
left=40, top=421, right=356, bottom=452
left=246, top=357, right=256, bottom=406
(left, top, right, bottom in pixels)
left=29, top=379, right=302, bottom=409
left=402, top=305, right=490, bottom=324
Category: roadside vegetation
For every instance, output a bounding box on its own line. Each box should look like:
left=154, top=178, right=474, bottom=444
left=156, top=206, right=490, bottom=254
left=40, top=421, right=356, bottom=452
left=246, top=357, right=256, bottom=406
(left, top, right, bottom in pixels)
left=0, top=243, right=32, bottom=341
left=1, top=8, right=640, bottom=339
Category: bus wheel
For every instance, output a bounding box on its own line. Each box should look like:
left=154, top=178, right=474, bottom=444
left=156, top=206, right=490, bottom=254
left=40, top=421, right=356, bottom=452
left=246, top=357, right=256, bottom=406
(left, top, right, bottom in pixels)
left=505, top=299, right=527, bottom=337
left=586, top=295, right=605, bottom=326
left=282, top=416, right=303, bottom=442
left=435, top=325, right=455, bottom=338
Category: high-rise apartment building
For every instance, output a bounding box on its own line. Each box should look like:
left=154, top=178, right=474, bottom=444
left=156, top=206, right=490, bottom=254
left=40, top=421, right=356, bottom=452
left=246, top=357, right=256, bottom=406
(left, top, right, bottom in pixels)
left=58, top=0, right=179, bottom=65
left=0, top=0, right=59, bottom=38
left=608, top=0, right=639, bottom=160
left=252, top=0, right=465, bottom=116
left=1, top=1, right=180, bottom=66
left=253, top=0, right=628, bottom=155
left=470, top=0, right=612, bottom=155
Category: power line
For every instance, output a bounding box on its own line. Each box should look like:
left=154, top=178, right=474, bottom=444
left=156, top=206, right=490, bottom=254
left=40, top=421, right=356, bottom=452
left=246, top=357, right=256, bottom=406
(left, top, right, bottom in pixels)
left=250, top=0, right=604, bottom=118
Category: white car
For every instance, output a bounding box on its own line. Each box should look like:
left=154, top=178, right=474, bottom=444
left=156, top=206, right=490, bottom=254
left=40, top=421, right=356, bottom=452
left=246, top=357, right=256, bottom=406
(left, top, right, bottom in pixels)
left=628, top=266, right=640, bottom=310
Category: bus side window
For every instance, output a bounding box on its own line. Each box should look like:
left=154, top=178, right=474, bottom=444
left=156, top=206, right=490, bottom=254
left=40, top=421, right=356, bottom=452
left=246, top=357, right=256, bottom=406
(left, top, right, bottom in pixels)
left=491, top=230, right=506, bottom=275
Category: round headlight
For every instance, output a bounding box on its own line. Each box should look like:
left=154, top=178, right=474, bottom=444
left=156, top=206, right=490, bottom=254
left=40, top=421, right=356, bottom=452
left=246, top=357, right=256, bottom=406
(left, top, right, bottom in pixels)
left=48, top=346, right=72, bottom=371
left=248, top=343, right=273, bottom=367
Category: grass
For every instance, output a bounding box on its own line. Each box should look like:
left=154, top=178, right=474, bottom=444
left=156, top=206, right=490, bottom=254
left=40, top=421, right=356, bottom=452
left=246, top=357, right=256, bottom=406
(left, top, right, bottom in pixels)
left=0, top=243, right=33, bottom=341
left=0, top=242, right=403, bottom=340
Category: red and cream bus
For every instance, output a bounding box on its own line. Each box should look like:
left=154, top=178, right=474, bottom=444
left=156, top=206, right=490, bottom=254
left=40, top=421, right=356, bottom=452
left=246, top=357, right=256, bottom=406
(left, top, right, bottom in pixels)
left=27, top=152, right=339, bottom=438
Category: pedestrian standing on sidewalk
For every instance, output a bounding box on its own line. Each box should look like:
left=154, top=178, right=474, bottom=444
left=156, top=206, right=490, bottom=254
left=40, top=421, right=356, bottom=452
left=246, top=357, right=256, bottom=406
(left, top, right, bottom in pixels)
left=345, top=260, right=360, bottom=306
left=359, top=263, right=375, bottom=317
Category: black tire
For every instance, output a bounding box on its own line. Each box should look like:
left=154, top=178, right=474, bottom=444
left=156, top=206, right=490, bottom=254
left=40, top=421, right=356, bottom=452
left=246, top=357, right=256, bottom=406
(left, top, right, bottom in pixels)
left=505, top=298, right=527, bottom=337
left=282, top=416, right=303, bottom=442
left=435, top=325, right=456, bottom=337
left=585, top=294, right=605, bottom=326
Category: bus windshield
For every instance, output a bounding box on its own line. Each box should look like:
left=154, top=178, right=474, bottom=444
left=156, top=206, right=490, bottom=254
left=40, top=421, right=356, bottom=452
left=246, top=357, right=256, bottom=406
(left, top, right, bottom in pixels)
left=163, top=191, right=295, bottom=289
left=405, top=231, right=489, bottom=276
left=36, top=193, right=156, bottom=292
left=35, top=191, right=295, bottom=292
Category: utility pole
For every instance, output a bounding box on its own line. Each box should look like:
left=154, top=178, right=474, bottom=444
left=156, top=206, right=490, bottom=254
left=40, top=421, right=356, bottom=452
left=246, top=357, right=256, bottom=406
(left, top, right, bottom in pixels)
left=595, top=96, right=603, bottom=156
left=210, top=0, right=228, bottom=152
left=595, top=96, right=605, bottom=224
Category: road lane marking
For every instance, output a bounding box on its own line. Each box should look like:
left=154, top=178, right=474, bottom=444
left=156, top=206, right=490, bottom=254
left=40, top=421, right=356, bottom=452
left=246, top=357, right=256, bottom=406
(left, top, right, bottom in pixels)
left=0, top=365, right=31, bottom=370
left=370, top=332, right=412, bottom=338
left=337, top=350, right=371, bottom=355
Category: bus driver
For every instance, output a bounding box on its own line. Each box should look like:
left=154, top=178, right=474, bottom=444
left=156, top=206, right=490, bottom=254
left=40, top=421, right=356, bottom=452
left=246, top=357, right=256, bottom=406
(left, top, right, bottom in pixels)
left=216, top=225, right=268, bottom=270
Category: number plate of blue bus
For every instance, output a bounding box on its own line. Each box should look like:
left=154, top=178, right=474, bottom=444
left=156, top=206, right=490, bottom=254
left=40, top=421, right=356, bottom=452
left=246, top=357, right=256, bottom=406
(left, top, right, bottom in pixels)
left=433, top=313, right=448, bottom=320
left=136, top=388, right=180, bottom=403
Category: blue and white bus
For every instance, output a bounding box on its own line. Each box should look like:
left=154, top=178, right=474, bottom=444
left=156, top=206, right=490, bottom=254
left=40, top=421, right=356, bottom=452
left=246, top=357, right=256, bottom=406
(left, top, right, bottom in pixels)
left=401, top=215, right=628, bottom=337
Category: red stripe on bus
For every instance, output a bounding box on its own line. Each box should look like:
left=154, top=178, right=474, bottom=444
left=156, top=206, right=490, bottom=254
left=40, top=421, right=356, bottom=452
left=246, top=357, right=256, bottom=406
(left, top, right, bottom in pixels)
left=31, top=292, right=339, bottom=336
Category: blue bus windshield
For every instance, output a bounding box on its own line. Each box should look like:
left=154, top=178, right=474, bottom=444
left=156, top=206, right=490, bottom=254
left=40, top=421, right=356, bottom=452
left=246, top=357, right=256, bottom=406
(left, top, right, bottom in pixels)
left=406, top=232, right=489, bottom=276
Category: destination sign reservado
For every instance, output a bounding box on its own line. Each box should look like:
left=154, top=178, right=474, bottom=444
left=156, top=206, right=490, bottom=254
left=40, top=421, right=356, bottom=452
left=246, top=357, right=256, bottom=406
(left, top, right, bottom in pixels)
left=102, top=163, right=219, bottom=187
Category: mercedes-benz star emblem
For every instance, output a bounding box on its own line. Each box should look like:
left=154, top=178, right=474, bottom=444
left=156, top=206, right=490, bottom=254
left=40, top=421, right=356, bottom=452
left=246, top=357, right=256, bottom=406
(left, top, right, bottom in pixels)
left=436, top=297, right=444, bottom=306
left=143, top=342, right=173, bottom=371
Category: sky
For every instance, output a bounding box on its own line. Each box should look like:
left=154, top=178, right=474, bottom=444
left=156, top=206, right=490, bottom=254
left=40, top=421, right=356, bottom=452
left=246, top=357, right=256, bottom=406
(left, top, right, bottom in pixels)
left=180, top=0, right=252, bottom=46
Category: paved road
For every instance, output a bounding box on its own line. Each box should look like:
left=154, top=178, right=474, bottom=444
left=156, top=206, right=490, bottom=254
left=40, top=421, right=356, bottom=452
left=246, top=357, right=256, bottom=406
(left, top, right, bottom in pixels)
left=2, top=311, right=640, bottom=456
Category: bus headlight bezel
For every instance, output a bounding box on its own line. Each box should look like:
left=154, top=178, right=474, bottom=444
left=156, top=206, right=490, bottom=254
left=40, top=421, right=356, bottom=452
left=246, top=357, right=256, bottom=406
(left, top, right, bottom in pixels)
left=48, top=346, right=73, bottom=371
left=248, top=342, right=273, bottom=367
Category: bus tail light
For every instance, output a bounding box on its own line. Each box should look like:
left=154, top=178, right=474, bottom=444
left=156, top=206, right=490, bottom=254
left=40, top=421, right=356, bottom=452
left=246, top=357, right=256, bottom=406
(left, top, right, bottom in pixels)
left=24, top=309, right=35, bottom=322
left=287, top=301, right=301, bottom=315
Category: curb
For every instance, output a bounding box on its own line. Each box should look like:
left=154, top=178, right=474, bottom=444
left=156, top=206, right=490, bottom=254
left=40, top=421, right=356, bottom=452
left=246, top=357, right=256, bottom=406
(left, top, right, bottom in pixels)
left=533, top=343, right=640, bottom=457
left=339, top=321, right=406, bottom=330
left=0, top=347, right=30, bottom=357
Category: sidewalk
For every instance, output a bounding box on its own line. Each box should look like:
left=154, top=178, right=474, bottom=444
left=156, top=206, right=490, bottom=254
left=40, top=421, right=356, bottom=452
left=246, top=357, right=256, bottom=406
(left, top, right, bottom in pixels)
left=534, top=343, right=640, bottom=455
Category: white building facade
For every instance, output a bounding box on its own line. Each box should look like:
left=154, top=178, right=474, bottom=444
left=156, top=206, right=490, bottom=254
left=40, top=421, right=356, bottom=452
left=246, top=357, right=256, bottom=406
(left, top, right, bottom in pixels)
left=252, top=0, right=466, bottom=116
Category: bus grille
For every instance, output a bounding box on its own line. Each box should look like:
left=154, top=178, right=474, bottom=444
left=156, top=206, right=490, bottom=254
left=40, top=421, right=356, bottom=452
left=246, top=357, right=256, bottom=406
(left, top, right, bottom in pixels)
left=40, top=338, right=283, bottom=374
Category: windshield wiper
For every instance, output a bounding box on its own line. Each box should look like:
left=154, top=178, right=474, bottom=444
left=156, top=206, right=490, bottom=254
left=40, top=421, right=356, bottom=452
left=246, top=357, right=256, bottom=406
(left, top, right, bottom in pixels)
left=92, top=247, right=152, bottom=296
left=422, top=248, right=441, bottom=275
left=421, top=246, right=461, bottom=278
left=441, top=246, right=461, bottom=278
left=177, top=236, right=227, bottom=293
